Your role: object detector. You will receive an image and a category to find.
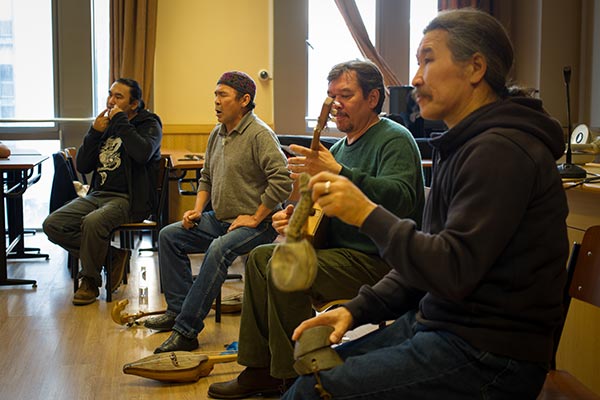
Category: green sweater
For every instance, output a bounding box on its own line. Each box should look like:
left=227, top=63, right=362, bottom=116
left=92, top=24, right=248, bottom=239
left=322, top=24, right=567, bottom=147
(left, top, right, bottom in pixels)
left=199, top=111, right=293, bottom=222
left=328, top=117, right=424, bottom=254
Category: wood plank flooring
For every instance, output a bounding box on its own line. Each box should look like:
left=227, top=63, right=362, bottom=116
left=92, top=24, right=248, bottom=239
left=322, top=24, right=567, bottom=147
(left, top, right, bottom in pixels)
left=0, top=232, right=267, bottom=400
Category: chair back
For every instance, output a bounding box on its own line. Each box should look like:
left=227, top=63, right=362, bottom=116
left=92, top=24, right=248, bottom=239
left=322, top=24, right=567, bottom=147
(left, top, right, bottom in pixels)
left=538, top=225, right=600, bottom=399
left=63, top=147, right=88, bottom=184
left=550, top=226, right=600, bottom=369
left=569, top=226, right=600, bottom=307
left=147, top=154, right=170, bottom=229
left=49, top=151, right=78, bottom=213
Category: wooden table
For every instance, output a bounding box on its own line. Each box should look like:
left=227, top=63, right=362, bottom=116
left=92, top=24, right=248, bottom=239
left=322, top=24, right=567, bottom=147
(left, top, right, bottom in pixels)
left=1, top=154, right=49, bottom=287
left=161, top=148, right=204, bottom=193
left=164, top=148, right=204, bottom=170
left=160, top=148, right=205, bottom=222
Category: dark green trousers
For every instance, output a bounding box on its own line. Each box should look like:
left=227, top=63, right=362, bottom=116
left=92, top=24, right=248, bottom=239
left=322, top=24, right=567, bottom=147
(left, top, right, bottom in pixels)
left=237, top=243, right=391, bottom=379
left=43, top=191, right=129, bottom=287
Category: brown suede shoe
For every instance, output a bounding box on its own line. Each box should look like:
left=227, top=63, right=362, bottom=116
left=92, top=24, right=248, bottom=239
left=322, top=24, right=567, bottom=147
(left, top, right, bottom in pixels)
left=208, top=367, right=295, bottom=399
left=109, top=246, right=130, bottom=292
left=73, top=276, right=99, bottom=305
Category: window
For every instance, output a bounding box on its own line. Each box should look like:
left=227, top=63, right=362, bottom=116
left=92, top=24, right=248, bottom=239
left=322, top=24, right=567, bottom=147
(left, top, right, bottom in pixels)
left=307, top=0, right=376, bottom=126
left=0, top=0, right=54, bottom=126
left=409, top=0, right=438, bottom=80
left=0, top=0, right=109, bottom=229
left=305, top=0, right=437, bottom=131
left=92, top=0, right=109, bottom=115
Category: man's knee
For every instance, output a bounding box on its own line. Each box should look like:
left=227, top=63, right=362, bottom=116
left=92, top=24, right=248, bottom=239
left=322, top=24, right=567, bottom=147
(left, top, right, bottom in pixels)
left=158, top=222, right=180, bottom=245
left=247, top=244, right=276, bottom=273
left=42, top=213, right=59, bottom=241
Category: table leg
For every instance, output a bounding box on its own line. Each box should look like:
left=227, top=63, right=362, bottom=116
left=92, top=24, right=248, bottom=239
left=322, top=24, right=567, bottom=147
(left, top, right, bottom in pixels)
left=5, top=172, right=49, bottom=261
left=1, top=171, right=38, bottom=287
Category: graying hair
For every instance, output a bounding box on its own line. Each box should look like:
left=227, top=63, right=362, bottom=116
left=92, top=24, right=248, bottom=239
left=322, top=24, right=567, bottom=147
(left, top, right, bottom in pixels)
left=424, top=8, right=529, bottom=98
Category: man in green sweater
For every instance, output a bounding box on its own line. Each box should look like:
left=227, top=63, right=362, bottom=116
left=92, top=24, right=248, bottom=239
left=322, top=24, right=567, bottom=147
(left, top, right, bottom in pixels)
left=208, top=60, right=425, bottom=399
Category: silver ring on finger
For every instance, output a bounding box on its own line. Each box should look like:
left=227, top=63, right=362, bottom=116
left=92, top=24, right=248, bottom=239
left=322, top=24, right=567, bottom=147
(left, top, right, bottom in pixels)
left=324, top=180, right=331, bottom=195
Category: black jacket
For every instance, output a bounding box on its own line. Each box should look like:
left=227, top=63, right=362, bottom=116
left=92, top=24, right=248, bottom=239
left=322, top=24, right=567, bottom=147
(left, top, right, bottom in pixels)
left=76, top=109, right=162, bottom=222
left=346, top=97, right=569, bottom=363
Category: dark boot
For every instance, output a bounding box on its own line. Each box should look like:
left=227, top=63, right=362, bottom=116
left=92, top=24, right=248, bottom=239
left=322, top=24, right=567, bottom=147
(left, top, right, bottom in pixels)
left=108, top=246, right=130, bottom=292
left=208, top=367, right=296, bottom=399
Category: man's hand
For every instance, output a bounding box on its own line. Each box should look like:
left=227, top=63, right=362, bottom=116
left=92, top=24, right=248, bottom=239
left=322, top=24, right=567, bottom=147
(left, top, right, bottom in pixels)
left=182, top=209, right=201, bottom=229
left=93, top=109, right=110, bottom=132
left=309, top=171, right=377, bottom=227
left=108, top=105, right=123, bottom=120
left=287, top=143, right=342, bottom=179
left=271, top=204, right=294, bottom=236
left=228, top=215, right=260, bottom=232
left=292, top=306, right=354, bottom=345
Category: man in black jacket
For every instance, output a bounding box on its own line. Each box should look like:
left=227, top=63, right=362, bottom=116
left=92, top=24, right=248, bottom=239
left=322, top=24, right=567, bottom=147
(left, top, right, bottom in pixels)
left=279, top=9, right=569, bottom=400
left=43, top=78, right=162, bottom=305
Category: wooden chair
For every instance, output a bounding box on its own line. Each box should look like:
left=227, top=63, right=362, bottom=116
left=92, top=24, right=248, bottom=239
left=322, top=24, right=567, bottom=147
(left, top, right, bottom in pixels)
left=104, top=155, right=170, bottom=302
left=537, top=225, right=600, bottom=399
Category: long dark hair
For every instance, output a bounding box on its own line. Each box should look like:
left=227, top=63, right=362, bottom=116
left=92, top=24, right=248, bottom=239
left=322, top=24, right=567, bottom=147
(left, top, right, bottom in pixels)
left=116, top=78, right=145, bottom=111
left=424, top=9, right=533, bottom=98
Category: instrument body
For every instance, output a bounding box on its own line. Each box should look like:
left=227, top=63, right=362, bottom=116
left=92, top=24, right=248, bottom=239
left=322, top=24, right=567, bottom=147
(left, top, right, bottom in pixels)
left=123, top=351, right=237, bottom=383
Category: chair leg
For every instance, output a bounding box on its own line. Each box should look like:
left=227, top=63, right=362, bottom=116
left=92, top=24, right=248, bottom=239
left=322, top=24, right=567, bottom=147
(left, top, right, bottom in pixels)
left=69, top=253, right=79, bottom=293
left=105, top=245, right=112, bottom=302
left=214, top=273, right=243, bottom=323
left=116, top=231, right=130, bottom=284
left=215, top=289, right=222, bottom=323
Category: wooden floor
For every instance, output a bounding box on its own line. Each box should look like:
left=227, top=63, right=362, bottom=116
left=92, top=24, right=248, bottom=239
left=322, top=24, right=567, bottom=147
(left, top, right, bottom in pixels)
left=0, top=232, right=269, bottom=400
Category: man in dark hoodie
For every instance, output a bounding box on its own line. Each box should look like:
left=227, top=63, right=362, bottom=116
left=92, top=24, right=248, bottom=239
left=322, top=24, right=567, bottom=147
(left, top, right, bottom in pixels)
left=43, top=78, right=162, bottom=306
left=281, top=9, right=569, bottom=400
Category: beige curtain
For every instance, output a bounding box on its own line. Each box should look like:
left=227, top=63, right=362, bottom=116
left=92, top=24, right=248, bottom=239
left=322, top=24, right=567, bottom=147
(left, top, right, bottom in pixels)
left=334, top=0, right=403, bottom=87
left=110, top=0, right=158, bottom=109
left=438, top=0, right=494, bottom=14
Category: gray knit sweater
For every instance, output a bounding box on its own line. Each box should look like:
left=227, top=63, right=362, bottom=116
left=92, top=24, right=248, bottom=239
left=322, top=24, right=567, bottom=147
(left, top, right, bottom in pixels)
left=198, top=111, right=292, bottom=222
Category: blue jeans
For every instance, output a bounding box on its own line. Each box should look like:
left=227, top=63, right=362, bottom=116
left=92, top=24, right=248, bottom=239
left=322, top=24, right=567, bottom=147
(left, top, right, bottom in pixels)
left=158, top=211, right=277, bottom=338
left=282, top=310, right=548, bottom=400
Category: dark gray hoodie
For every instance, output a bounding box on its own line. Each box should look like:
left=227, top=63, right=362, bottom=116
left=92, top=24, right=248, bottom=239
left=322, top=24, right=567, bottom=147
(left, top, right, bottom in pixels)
left=346, top=97, right=569, bottom=363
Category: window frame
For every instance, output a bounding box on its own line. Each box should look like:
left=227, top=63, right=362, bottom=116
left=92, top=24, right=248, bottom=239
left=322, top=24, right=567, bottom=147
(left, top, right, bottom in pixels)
left=273, top=0, right=411, bottom=135
left=0, top=0, right=95, bottom=146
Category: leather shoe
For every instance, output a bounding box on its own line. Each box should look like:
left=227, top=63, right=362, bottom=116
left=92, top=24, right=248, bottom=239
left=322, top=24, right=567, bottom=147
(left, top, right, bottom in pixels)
left=144, top=313, right=176, bottom=332
left=73, top=276, right=99, bottom=306
left=208, top=367, right=296, bottom=399
left=108, top=246, right=130, bottom=292
left=154, top=331, right=199, bottom=354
